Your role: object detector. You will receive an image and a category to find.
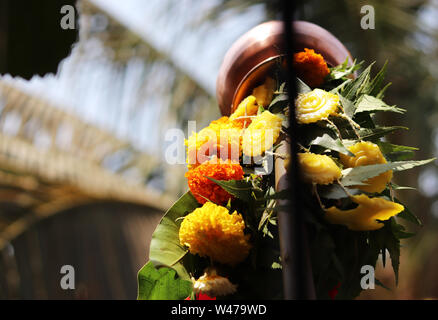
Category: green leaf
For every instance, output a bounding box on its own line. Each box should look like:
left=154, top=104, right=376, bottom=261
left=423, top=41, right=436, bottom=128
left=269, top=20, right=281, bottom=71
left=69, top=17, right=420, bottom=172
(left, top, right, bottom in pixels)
left=329, top=59, right=363, bottom=80
left=309, top=133, right=354, bottom=156
left=149, top=191, right=200, bottom=280
left=376, top=83, right=391, bottom=99
left=137, top=262, right=193, bottom=300
left=339, top=94, right=356, bottom=119
left=342, top=62, right=374, bottom=100
left=368, top=221, right=400, bottom=285
left=206, top=177, right=254, bottom=202
left=387, top=219, right=401, bottom=284
left=297, top=77, right=311, bottom=94
left=390, top=182, right=416, bottom=191
left=378, top=142, right=418, bottom=161
left=355, top=95, right=405, bottom=114
left=340, top=159, right=436, bottom=187
left=367, top=61, right=388, bottom=96
left=375, top=278, right=391, bottom=291
left=318, top=184, right=361, bottom=200
left=396, top=201, right=422, bottom=226
left=358, top=126, right=408, bottom=141
left=268, top=93, right=289, bottom=113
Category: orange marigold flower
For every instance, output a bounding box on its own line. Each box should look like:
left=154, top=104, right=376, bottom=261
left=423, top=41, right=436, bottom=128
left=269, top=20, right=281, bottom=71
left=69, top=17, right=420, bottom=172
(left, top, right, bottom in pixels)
left=293, top=48, right=330, bottom=88
left=185, top=157, right=244, bottom=205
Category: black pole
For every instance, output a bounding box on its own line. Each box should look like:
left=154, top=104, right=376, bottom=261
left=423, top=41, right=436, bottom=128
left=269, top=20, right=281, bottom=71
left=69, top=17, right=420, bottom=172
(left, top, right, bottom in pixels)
left=279, top=0, right=316, bottom=300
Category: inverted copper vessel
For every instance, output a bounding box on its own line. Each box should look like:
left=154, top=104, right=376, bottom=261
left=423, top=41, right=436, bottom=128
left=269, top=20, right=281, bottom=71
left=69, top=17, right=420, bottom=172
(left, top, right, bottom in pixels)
left=216, top=20, right=353, bottom=116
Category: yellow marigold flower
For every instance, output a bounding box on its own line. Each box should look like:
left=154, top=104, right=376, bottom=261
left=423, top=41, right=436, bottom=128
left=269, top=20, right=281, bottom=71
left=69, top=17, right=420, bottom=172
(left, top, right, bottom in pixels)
left=295, top=89, right=339, bottom=124
left=298, top=152, right=341, bottom=185
left=325, top=194, right=404, bottom=231
left=293, top=48, right=330, bottom=88
left=229, top=95, right=259, bottom=128
left=192, top=268, right=237, bottom=297
left=186, top=117, right=242, bottom=169
left=252, top=77, right=276, bottom=107
left=242, top=111, right=283, bottom=157
left=179, top=202, right=251, bottom=266
left=339, top=141, right=393, bottom=193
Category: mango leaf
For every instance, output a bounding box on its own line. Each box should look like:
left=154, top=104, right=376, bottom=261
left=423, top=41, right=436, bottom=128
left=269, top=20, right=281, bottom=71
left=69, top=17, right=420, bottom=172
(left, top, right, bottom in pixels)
left=329, top=59, right=363, bottom=80
left=390, top=182, right=416, bottom=191
left=395, top=200, right=422, bottom=226
left=342, top=62, right=374, bottom=101
left=297, top=77, right=311, bottom=94
left=375, top=278, right=391, bottom=291
left=366, top=61, right=388, bottom=96
left=355, top=95, right=405, bottom=114
left=340, top=159, right=436, bottom=187
left=368, top=220, right=400, bottom=285
left=137, top=262, right=192, bottom=300
left=207, top=177, right=254, bottom=202
left=318, top=184, right=361, bottom=200
left=376, top=83, right=391, bottom=99
left=339, top=94, right=356, bottom=119
left=309, top=133, right=353, bottom=156
left=377, top=142, right=418, bottom=161
left=269, top=93, right=289, bottom=113
left=149, top=191, right=200, bottom=280
left=358, top=126, right=408, bottom=141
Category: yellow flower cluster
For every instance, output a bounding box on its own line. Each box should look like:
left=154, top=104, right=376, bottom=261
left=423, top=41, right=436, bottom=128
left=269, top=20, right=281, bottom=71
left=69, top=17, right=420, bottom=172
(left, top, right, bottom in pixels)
left=298, top=152, right=341, bottom=185
left=186, top=78, right=283, bottom=167
left=325, top=194, right=404, bottom=231
left=252, top=77, right=276, bottom=107
left=229, top=95, right=259, bottom=128
left=242, top=111, right=283, bottom=157
left=179, top=202, right=251, bottom=266
left=186, top=117, right=242, bottom=169
left=296, top=89, right=339, bottom=124
left=340, top=141, right=393, bottom=193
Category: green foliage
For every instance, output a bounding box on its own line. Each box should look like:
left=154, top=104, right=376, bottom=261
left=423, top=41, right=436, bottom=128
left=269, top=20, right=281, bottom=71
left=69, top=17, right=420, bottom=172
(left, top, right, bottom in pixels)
left=138, top=59, right=430, bottom=301
left=340, top=159, right=435, bottom=187
left=148, top=191, right=200, bottom=280
left=295, top=62, right=429, bottom=299
left=310, top=133, right=353, bottom=156
left=206, top=177, right=254, bottom=202
left=137, top=262, right=193, bottom=300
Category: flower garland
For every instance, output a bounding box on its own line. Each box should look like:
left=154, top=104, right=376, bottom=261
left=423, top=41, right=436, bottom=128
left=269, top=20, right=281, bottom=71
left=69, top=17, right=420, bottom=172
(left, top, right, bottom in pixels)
left=137, top=48, right=434, bottom=300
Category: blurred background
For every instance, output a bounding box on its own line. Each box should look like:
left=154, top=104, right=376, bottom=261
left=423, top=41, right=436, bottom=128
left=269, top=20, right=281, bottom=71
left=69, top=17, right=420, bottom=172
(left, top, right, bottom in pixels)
left=0, top=0, right=437, bottom=299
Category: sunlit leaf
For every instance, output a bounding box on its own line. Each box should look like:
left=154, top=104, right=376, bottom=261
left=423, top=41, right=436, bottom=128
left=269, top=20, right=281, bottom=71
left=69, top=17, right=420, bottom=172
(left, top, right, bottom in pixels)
left=310, top=133, right=353, bottom=156
left=355, top=95, right=405, bottom=114
left=149, top=191, right=200, bottom=280
left=206, top=177, right=254, bottom=202
left=340, top=159, right=436, bottom=187
left=137, top=262, right=192, bottom=300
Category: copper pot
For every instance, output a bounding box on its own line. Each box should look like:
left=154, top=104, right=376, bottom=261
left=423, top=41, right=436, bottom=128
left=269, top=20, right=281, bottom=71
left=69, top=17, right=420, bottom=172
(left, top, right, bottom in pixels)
left=216, top=20, right=353, bottom=116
